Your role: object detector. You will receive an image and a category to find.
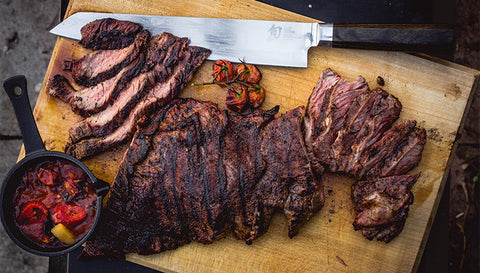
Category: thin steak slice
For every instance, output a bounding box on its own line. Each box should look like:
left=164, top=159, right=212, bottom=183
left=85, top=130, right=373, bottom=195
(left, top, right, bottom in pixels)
left=66, top=45, right=211, bottom=159
left=303, top=68, right=342, bottom=175
left=351, top=174, right=420, bottom=242
left=257, top=106, right=324, bottom=239
left=305, top=72, right=369, bottom=173
left=72, top=30, right=150, bottom=87
left=48, top=54, right=146, bottom=117
left=79, top=18, right=143, bottom=50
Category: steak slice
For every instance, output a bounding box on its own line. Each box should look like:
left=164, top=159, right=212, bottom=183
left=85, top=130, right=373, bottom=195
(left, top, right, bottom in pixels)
left=66, top=45, right=211, bottom=159
left=72, top=30, right=150, bottom=87
left=351, top=174, right=420, bottom=242
left=223, top=107, right=279, bottom=242
left=79, top=18, right=143, bottom=50
left=258, top=106, right=324, bottom=239
left=303, top=68, right=341, bottom=174
left=48, top=54, right=146, bottom=117
left=305, top=72, right=369, bottom=173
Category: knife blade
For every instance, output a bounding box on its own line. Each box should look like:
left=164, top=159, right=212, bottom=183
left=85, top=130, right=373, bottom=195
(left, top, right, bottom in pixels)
left=50, top=12, right=454, bottom=68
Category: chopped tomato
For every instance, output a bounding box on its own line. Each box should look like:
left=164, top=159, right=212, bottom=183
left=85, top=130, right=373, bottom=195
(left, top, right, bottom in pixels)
left=18, top=201, right=48, bottom=225
left=52, top=203, right=87, bottom=227
left=37, top=168, right=59, bottom=186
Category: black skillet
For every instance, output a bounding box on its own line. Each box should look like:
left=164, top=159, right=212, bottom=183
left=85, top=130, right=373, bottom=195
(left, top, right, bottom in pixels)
left=0, top=75, right=110, bottom=256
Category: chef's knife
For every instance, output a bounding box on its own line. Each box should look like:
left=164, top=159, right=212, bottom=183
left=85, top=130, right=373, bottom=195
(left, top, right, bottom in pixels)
left=50, top=12, right=454, bottom=68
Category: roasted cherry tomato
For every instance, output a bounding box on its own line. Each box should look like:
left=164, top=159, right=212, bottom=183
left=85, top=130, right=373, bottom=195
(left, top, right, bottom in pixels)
left=18, top=201, right=48, bottom=225
left=212, top=60, right=235, bottom=83
left=52, top=203, right=87, bottom=228
left=247, top=85, right=266, bottom=109
left=235, top=63, right=262, bottom=84
left=37, top=168, right=59, bottom=186
left=226, top=85, right=249, bottom=113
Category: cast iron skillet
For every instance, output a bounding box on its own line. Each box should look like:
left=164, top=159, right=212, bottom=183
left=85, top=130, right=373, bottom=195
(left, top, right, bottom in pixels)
left=0, top=75, right=110, bottom=256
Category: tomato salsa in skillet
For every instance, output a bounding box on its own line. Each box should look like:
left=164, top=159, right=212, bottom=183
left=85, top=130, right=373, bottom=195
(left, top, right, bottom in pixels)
left=13, top=158, right=96, bottom=248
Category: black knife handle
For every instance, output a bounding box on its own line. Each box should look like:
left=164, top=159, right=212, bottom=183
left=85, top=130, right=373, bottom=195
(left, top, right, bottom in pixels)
left=332, top=23, right=454, bottom=52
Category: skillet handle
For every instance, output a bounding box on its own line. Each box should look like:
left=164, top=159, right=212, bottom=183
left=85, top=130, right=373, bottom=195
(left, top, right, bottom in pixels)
left=3, top=75, right=46, bottom=155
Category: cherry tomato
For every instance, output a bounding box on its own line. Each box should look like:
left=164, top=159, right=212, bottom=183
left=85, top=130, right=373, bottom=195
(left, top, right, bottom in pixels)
left=212, top=60, right=235, bottom=83
left=226, top=85, right=249, bottom=113
left=52, top=203, right=87, bottom=228
left=235, top=63, right=262, bottom=84
left=247, top=85, right=266, bottom=109
left=18, top=201, right=48, bottom=225
left=37, top=168, right=59, bottom=186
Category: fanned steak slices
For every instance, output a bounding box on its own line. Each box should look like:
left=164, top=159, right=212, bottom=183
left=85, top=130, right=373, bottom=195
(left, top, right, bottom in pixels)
left=66, top=33, right=186, bottom=143
left=303, top=68, right=427, bottom=242
left=72, top=30, right=150, bottom=87
left=65, top=45, right=211, bottom=159
left=332, top=87, right=402, bottom=174
left=353, top=120, right=427, bottom=179
left=81, top=99, right=324, bottom=259
left=304, top=70, right=369, bottom=173
left=351, top=174, right=420, bottom=242
left=48, top=54, right=146, bottom=117
left=79, top=18, right=143, bottom=50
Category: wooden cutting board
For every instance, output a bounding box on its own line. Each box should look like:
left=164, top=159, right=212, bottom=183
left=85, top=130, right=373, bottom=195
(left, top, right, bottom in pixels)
left=29, top=0, right=479, bottom=272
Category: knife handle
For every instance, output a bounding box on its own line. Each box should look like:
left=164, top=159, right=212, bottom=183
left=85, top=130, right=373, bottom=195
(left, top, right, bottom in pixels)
left=331, top=23, right=454, bottom=52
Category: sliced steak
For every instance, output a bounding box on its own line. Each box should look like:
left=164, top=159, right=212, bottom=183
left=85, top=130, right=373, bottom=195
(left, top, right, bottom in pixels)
left=351, top=174, right=420, bottom=242
left=79, top=18, right=143, bottom=50
left=303, top=68, right=341, bottom=174
left=48, top=54, right=146, bottom=117
left=72, top=30, right=150, bottom=87
left=305, top=73, right=369, bottom=173
left=331, top=88, right=402, bottom=174
left=66, top=45, right=211, bottom=159
left=67, top=34, right=188, bottom=143
left=354, top=120, right=427, bottom=179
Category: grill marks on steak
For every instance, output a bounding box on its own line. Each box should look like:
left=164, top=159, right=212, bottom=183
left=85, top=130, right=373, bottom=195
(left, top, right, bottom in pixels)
left=79, top=18, right=143, bottom=50
left=351, top=174, right=419, bottom=242
left=72, top=30, right=150, bottom=87
left=81, top=99, right=324, bottom=259
left=65, top=40, right=211, bottom=159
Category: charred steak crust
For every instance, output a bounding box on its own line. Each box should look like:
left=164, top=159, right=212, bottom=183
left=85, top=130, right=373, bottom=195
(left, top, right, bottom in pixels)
left=81, top=100, right=325, bottom=259
left=79, top=18, right=144, bottom=50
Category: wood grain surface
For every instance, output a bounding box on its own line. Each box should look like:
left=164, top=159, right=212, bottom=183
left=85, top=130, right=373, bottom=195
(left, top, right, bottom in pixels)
left=29, top=0, right=479, bottom=272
